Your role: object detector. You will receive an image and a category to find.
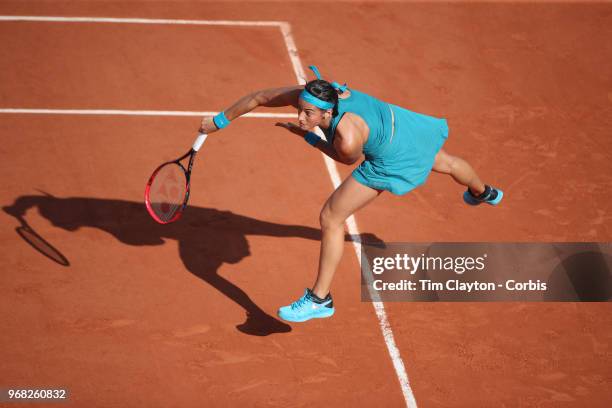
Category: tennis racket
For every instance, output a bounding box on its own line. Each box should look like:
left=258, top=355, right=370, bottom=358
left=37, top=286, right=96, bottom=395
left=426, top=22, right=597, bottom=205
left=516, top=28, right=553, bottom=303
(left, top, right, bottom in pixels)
left=145, top=133, right=208, bottom=224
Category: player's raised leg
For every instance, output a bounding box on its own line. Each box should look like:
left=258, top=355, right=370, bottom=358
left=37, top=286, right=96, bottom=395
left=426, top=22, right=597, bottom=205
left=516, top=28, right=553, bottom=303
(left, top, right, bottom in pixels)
left=432, top=148, right=503, bottom=206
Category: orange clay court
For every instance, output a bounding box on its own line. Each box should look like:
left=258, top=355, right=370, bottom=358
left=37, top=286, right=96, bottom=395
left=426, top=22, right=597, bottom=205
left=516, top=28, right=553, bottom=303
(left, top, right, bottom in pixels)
left=0, top=1, right=611, bottom=407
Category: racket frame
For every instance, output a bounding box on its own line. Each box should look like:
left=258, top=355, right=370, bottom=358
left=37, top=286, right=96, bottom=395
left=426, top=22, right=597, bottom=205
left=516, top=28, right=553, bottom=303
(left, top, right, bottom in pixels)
left=144, top=149, right=196, bottom=224
left=145, top=133, right=207, bottom=224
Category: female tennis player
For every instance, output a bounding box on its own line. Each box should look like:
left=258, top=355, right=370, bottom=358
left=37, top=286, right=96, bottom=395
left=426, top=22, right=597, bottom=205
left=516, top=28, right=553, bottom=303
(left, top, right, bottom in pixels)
left=199, top=66, right=503, bottom=323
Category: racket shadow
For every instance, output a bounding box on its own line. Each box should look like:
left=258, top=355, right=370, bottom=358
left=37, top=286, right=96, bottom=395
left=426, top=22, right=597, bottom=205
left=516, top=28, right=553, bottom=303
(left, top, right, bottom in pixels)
left=3, top=194, right=384, bottom=337
left=14, top=222, right=70, bottom=267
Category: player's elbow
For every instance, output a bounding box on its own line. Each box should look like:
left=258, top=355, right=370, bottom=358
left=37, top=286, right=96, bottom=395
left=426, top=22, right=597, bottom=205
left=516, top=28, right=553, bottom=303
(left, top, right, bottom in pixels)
left=340, top=155, right=360, bottom=165
left=252, top=90, right=270, bottom=106
left=336, top=147, right=361, bottom=165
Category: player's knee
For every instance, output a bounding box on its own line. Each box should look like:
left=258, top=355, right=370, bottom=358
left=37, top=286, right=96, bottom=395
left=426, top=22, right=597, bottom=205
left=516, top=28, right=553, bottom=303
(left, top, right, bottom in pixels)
left=319, top=205, right=342, bottom=230
left=433, top=150, right=454, bottom=174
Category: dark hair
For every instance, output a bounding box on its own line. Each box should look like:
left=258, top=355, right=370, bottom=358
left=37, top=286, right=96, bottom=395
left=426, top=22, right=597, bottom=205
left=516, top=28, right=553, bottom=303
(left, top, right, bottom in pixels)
left=305, top=79, right=339, bottom=117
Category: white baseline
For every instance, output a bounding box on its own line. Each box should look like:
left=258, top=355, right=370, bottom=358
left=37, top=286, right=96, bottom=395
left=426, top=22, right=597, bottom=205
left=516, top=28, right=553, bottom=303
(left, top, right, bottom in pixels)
left=0, top=109, right=295, bottom=118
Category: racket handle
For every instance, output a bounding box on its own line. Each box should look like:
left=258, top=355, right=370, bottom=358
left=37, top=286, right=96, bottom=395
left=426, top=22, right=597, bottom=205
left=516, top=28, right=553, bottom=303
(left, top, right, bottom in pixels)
left=192, top=133, right=208, bottom=151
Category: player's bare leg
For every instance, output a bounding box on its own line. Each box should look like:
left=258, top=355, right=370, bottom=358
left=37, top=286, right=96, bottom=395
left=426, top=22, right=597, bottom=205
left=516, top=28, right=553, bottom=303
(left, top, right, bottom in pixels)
left=432, top=149, right=503, bottom=206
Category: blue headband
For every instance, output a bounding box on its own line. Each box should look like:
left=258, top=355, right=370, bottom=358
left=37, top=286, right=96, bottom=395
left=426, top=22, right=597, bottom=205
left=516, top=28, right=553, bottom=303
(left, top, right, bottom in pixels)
left=300, top=89, right=334, bottom=110
left=299, top=65, right=348, bottom=110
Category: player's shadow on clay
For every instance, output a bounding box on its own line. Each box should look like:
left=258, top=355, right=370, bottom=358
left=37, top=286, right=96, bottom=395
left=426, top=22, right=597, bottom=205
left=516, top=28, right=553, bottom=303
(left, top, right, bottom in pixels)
left=3, top=194, right=384, bottom=337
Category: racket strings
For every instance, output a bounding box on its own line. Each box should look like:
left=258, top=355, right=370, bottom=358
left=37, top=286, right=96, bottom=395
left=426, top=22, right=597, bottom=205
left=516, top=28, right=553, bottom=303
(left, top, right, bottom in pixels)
left=148, top=163, right=188, bottom=222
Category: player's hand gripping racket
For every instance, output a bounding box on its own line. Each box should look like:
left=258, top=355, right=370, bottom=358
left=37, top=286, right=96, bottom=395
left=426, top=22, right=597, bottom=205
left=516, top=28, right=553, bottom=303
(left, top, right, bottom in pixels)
left=145, top=133, right=208, bottom=224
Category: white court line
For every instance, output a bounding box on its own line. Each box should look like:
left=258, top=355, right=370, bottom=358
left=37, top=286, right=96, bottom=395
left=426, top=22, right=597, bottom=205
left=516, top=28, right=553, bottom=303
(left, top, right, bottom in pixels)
left=0, top=109, right=296, bottom=118
left=0, top=15, right=416, bottom=407
left=280, top=20, right=418, bottom=408
left=0, top=15, right=285, bottom=26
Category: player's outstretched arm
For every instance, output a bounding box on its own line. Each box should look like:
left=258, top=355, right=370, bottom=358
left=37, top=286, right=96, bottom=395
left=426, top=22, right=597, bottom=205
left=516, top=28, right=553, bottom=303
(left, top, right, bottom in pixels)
left=199, top=86, right=303, bottom=134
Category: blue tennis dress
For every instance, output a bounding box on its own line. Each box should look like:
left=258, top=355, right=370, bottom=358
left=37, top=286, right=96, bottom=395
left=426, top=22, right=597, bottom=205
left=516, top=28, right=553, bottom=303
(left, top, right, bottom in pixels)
left=322, top=89, right=449, bottom=195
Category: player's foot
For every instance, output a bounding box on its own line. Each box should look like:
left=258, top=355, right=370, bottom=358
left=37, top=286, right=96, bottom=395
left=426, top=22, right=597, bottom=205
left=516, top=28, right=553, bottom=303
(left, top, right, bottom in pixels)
left=463, top=185, right=504, bottom=206
left=278, top=289, right=334, bottom=322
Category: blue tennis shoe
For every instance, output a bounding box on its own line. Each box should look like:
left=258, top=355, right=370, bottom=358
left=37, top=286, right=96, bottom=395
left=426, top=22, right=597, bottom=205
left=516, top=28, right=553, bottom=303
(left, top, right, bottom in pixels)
left=278, top=289, right=335, bottom=322
left=463, top=185, right=504, bottom=206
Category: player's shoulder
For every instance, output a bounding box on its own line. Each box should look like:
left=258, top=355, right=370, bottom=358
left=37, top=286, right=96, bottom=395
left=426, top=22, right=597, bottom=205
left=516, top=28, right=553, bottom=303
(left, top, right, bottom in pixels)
left=336, top=112, right=369, bottom=143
